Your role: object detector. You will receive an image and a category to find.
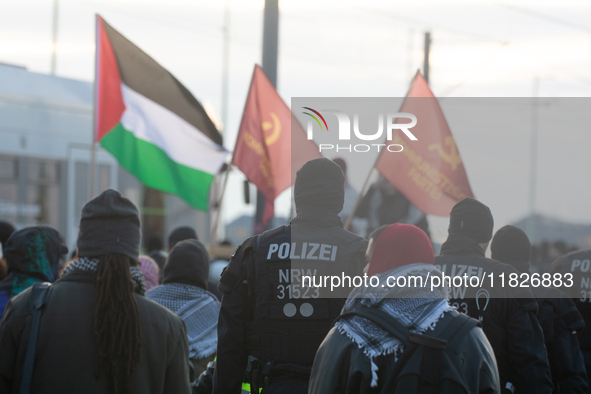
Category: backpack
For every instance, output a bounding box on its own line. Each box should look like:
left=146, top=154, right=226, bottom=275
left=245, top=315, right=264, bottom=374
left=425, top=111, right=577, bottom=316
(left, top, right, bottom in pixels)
left=337, top=307, right=481, bottom=394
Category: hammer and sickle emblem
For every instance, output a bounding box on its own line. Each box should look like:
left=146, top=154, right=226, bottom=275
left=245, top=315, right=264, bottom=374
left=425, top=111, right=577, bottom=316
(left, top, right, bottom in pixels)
left=262, top=112, right=281, bottom=146
left=428, top=136, right=462, bottom=170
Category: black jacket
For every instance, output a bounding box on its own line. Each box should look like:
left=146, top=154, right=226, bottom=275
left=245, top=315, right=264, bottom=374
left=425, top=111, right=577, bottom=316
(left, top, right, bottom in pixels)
left=533, top=287, right=588, bottom=393
left=435, top=233, right=553, bottom=394
left=308, top=310, right=500, bottom=394
left=547, top=249, right=591, bottom=391
left=0, top=270, right=191, bottom=394
left=212, top=212, right=367, bottom=394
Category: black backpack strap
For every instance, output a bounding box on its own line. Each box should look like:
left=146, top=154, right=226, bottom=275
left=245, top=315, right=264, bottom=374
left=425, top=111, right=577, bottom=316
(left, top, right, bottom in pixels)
left=435, top=312, right=481, bottom=350
left=20, top=282, right=53, bottom=394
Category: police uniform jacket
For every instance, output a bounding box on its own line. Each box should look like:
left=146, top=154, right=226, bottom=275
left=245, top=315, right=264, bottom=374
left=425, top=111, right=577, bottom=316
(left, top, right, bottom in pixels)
left=435, top=233, right=553, bottom=394
left=212, top=210, right=367, bottom=394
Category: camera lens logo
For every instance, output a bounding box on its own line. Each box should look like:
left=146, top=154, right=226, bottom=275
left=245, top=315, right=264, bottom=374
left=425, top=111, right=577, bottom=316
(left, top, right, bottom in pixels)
left=302, top=107, right=329, bottom=132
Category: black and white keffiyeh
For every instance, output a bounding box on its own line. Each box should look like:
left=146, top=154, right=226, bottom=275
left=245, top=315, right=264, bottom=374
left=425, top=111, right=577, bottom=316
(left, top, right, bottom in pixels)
left=335, top=263, right=454, bottom=388
left=146, top=283, right=220, bottom=360
left=62, top=257, right=146, bottom=295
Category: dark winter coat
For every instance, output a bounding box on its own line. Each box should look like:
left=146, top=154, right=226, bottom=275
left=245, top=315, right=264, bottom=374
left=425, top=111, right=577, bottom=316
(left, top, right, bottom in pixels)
left=435, top=233, right=553, bottom=394
left=0, top=270, right=191, bottom=394
left=547, top=249, right=591, bottom=392
left=308, top=310, right=500, bottom=394
left=533, top=287, right=588, bottom=393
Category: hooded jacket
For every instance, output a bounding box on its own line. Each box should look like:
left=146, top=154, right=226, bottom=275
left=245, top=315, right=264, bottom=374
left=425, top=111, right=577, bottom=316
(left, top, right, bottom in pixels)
left=435, top=233, right=553, bottom=394
left=0, top=226, right=64, bottom=320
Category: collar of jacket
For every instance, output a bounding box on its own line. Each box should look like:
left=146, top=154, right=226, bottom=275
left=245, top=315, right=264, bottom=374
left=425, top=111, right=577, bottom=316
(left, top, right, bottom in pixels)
left=56, top=269, right=95, bottom=284
left=290, top=206, right=343, bottom=228
left=57, top=269, right=146, bottom=296
left=440, top=232, right=485, bottom=256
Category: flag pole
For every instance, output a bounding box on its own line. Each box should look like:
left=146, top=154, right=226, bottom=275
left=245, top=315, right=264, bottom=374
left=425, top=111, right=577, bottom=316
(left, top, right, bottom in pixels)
left=90, top=14, right=99, bottom=199
left=344, top=71, right=421, bottom=231
left=209, top=164, right=232, bottom=248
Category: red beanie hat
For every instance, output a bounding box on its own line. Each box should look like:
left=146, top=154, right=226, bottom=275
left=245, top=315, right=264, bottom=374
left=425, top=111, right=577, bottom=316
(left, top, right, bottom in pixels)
left=367, top=223, right=434, bottom=276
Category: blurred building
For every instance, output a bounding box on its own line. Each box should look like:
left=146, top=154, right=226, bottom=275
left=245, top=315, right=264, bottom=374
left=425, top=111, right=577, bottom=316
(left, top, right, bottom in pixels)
left=0, top=63, right=212, bottom=252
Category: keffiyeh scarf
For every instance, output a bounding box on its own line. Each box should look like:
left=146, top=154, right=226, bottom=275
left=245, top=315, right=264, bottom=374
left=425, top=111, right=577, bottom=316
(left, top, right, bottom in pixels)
left=147, top=283, right=220, bottom=359
left=62, top=257, right=146, bottom=295
left=335, top=263, right=454, bottom=388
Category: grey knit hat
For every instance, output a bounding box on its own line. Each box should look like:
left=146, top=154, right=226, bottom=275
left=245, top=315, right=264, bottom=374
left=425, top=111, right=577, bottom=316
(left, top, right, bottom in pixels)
left=76, top=189, right=141, bottom=260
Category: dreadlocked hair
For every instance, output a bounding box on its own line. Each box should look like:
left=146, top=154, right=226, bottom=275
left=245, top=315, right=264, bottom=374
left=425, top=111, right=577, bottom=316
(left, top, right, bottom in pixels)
left=94, top=253, right=141, bottom=394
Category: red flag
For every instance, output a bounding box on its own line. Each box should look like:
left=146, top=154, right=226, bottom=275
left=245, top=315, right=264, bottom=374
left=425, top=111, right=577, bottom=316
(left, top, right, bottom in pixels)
left=375, top=72, right=474, bottom=216
left=232, top=65, right=320, bottom=225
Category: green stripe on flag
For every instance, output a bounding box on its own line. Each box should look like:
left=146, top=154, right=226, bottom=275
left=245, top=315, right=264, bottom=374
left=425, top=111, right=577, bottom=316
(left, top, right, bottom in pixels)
left=100, top=123, right=215, bottom=211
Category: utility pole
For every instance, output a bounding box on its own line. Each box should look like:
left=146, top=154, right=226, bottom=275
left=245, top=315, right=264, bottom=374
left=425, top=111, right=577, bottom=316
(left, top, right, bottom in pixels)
left=254, top=0, right=279, bottom=234
left=423, top=31, right=431, bottom=83
left=51, top=0, right=59, bottom=75
left=527, top=77, right=540, bottom=242
left=406, top=29, right=414, bottom=81
left=214, top=0, right=231, bottom=244
left=261, top=0, right=279, bottom=86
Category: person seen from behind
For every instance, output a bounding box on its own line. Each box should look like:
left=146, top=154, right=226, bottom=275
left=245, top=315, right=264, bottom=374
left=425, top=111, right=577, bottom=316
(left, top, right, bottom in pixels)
left=309, top=223, right=500, bottom=393
left=138, top=255, right=160, bottom=291
left=0, top=189, right=190, bottom=394
left=492, top=225, right=588, bottom=393
left=147, top=239, right=219, bottom=378
left=435, top=197, right=552, bottom=394
left=0, top=226, right=66, bottom=320
left=168, top=226, right=198, bottom=251
left=213, top=158, right=368, bottom=394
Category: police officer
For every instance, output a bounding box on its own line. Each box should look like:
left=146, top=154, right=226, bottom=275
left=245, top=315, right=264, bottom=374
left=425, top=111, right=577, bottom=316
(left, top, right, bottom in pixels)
left=547, top=248, right=591, bottom=390
left=435, top=198, right=553, bottom=394
left=213, top=158, right=368, bottom=394
left=492, top=225, right=588, bottom=393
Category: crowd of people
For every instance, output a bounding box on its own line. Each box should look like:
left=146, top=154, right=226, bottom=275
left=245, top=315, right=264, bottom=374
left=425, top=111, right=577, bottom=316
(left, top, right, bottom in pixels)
left=0, top=157, right=590, bottom=394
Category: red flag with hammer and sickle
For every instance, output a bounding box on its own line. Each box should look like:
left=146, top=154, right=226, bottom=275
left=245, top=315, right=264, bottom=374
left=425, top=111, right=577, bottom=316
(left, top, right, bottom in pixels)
left=375, top=72, right=474, bottom=216
left=232, top=65, right=320, bottom=225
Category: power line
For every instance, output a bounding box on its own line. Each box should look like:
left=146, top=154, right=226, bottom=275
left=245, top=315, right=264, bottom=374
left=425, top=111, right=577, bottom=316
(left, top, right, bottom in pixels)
left=350, top=4, right=507, bottom=43
left=489, top=1, right=591, bottom=34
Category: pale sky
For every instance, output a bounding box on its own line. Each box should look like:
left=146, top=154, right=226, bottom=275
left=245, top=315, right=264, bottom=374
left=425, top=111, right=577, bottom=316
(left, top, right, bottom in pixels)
left=1, top=0, right=591, bottom=242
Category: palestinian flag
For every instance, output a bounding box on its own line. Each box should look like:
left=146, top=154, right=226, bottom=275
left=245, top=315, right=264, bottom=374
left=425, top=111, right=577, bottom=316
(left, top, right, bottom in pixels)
left=94, top=15, right=229, bottom=211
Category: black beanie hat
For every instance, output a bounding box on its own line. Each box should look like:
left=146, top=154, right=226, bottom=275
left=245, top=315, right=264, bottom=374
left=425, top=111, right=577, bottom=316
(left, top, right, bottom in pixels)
left=77, top=189, right=140, bottom=260
left=294, top=158, right=345, bottom=214
left=168, top=226, right=198, bottom=249
left=449, top=197, right=494, bottom=243
left=0, top=221, right=15, bottom=253
left=491, top=225, right=531, bottom=271
left=163, top=239, right=209, bottom=290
